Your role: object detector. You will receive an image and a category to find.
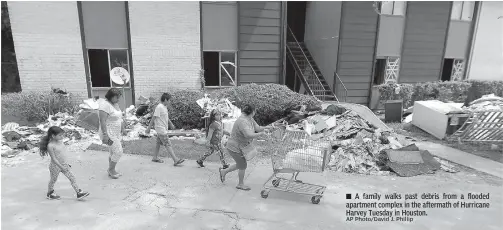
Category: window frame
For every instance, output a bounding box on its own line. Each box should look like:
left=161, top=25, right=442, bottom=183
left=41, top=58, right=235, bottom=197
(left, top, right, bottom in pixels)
left=451, top=1, right=475, bottom=21
left=450, top=59, right=465, bottom=81
left=379, top=1, right=407, bottom=16
left=384, top=56, right=401, bottom=83
left=202, top=50, right=238, bottom=88
left=87, top=48, right=131, bottom=89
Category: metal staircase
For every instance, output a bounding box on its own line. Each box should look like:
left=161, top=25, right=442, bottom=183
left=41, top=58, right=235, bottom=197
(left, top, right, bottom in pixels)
left=286, top=26, right=340, bottom=102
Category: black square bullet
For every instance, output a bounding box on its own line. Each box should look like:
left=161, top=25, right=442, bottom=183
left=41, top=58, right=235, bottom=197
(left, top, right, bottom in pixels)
left=346, top=194, right=351, bottom=199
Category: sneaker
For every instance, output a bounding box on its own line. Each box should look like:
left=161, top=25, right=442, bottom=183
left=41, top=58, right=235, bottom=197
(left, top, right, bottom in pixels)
left=196, top=160, right=205, bottom=167
left=46, top=190, right=61, bottom=200
left=76, top=189, right=90, bottom=200
left=222, top=164, right=229, bottom=169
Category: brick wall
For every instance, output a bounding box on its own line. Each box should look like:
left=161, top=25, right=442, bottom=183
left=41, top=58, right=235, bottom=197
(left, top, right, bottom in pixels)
left=128, top=2, right=202, bottom=99
left=7, top=2, right=88, bottom=100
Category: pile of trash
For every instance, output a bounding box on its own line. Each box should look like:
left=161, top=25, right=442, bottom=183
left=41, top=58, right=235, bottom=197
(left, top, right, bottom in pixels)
left=463, top=94, right=503, bottom=112
left=1, top=112, right=95, bottom=158
left=196, top=94, right=241, bottom=118
left=278, top=104, right=411, bottom=175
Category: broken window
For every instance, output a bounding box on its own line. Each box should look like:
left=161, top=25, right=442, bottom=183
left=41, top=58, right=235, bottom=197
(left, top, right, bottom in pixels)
left=203, top=51, right=237, bottom=87
left=373, top=59, right=386, bottom=85
left=385, top=57, right=400, bottom=83
left=451, top=59, right=465, bottom=81
left=88, top=49, right=131, bottom=88
left=441, top=58, right=465, bottom=81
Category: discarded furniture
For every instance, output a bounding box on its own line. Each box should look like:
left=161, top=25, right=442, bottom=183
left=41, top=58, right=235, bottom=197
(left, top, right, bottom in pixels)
left=412, top=101, right=468, bottom=140
left=449, top=110, right=503, bottom=143
left=385, top=100, right=403, bottom=123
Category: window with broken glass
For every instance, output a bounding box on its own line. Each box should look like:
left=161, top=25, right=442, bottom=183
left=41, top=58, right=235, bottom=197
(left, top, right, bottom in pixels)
left=88, top=49, right=130, bottom=88
left=202, top=51, right=237, bottom=87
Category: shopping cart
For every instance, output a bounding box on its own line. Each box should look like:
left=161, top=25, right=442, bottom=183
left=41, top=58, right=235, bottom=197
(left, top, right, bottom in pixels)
left=261, top=127, right=332, bottom=204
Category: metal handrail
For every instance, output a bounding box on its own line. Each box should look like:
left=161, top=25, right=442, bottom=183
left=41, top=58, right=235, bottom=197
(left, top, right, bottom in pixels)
left=286, top=45, right=315, bottom=96
left=334, top=72, right=347, bottom=102
left=287, top=26, right=327, bottom=101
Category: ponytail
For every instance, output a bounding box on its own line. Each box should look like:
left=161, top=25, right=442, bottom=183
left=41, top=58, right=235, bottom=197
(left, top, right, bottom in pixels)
left=39, top=135, right=50, bottom=157
left=39, top=126, right=65, bottom=157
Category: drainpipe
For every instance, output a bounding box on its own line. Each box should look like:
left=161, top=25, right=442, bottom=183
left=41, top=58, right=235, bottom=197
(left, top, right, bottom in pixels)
left=464, top=1, right=482, bottom=80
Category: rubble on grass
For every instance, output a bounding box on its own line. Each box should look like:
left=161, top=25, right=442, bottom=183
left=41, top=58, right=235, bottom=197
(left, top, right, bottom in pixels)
left=2, top=95, right=210, bottom=157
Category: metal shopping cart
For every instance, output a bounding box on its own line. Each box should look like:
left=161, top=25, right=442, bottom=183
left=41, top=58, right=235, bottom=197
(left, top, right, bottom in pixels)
left=261, top=127, right=332, bottom=204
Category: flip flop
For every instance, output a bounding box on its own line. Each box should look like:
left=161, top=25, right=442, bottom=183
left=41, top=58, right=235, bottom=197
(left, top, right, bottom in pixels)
left=219, top=168, right=225, bottom=183
left=152, top=159, right=164, bottom=163
left=236, top=185, right=251, bottom=191
left=173, top=159, right=185, bottom=166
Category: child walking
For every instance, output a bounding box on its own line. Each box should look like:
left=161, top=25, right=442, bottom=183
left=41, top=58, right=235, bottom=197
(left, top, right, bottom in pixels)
left=196, top=109, right=230, bottom=169
left=146, top=93, right=185, bottom=166
left=39, top=126, right=90, bottom=200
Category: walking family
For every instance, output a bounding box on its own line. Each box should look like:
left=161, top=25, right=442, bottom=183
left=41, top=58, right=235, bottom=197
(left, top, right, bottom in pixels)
left=40, top=88, right=270, bottom=200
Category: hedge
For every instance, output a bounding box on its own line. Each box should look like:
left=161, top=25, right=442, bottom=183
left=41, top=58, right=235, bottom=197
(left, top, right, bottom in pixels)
left=377, top=80, right=503, bottom=108
left=2, top=84, right=321, bottom=129
left=1, top=90, right=79, bottom=123
left=156, top=84, right=322, bottom=129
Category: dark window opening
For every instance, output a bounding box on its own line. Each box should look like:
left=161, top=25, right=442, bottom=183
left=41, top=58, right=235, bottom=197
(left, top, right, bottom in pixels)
left=203, top=52, right=219, bottom=86
left=88, top=49, right=110, bottom=87
left=203, top=51, right=236, bottom=87
left=441, top=58, right=454, bottom=81
left=373, top=59, right=386, bottom=85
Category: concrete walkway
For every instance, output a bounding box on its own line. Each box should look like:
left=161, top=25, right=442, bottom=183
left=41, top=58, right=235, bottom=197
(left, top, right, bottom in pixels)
left=2, top=147, right=502, bottom=230
left=416, top=142, right=503, bottom=178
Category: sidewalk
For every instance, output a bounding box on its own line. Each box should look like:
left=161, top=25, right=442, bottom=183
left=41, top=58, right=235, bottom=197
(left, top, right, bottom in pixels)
left=415, top=142, right=503, bottom=178
left=2, top=148, right=502, bottom=230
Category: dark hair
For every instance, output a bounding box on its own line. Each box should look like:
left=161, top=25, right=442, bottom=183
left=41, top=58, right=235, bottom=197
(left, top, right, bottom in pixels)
left=242, top=104, right=255, bottom=116
left=160, top=93, right=172, bottom=102
left=206, top=109, right=220, bottom=137
left=39, top=126, right=65, bottom=157
left=105, top=88, right=123, bottom=101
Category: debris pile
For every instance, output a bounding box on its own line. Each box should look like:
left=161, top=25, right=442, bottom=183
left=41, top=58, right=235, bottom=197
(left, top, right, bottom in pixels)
left=1, top=112, right=95, bottom=158
left=277, top=104, right=428, bottom=175
left=464, top=94, right=503, bottom=112
left=196, top=95, right=241, bottom=118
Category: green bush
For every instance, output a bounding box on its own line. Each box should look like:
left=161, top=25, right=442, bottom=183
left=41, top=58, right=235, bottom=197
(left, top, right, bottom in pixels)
left=159, top=84, right=321, bottom=129
left=211, top=84, right=322, bottom=126
left=167, top=90, right=206, bottom=129
left=1, top=90, right=79, bottom=123
left=467, top=80, right=503, bottom=97
left=377, top=83, right=414, bottom=108
left=377, top=80, right=501, bottom=108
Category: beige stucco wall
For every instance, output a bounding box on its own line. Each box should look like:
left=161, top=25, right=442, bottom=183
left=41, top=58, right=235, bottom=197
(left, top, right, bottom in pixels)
left=467, top=1, right=503, bottom=81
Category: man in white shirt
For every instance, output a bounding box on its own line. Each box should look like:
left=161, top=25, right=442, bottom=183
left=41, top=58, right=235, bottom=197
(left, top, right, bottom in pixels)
left=146, top=93, right=185, bottom=166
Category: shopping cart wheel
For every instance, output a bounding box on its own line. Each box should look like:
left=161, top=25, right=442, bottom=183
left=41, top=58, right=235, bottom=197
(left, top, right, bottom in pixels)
left=261, top=190, right=269, bottom=199
left=272, top=179, right=280, bottom=187
left=311, top=195, right=321, bottom=204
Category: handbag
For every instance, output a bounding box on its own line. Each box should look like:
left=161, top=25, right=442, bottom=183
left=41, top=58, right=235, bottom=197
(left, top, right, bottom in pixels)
left=242, top=140, right=258, bottom=161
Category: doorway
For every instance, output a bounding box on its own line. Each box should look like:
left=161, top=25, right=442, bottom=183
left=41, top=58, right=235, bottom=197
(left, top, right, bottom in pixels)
left=286, top=1, right=308, bottom=92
